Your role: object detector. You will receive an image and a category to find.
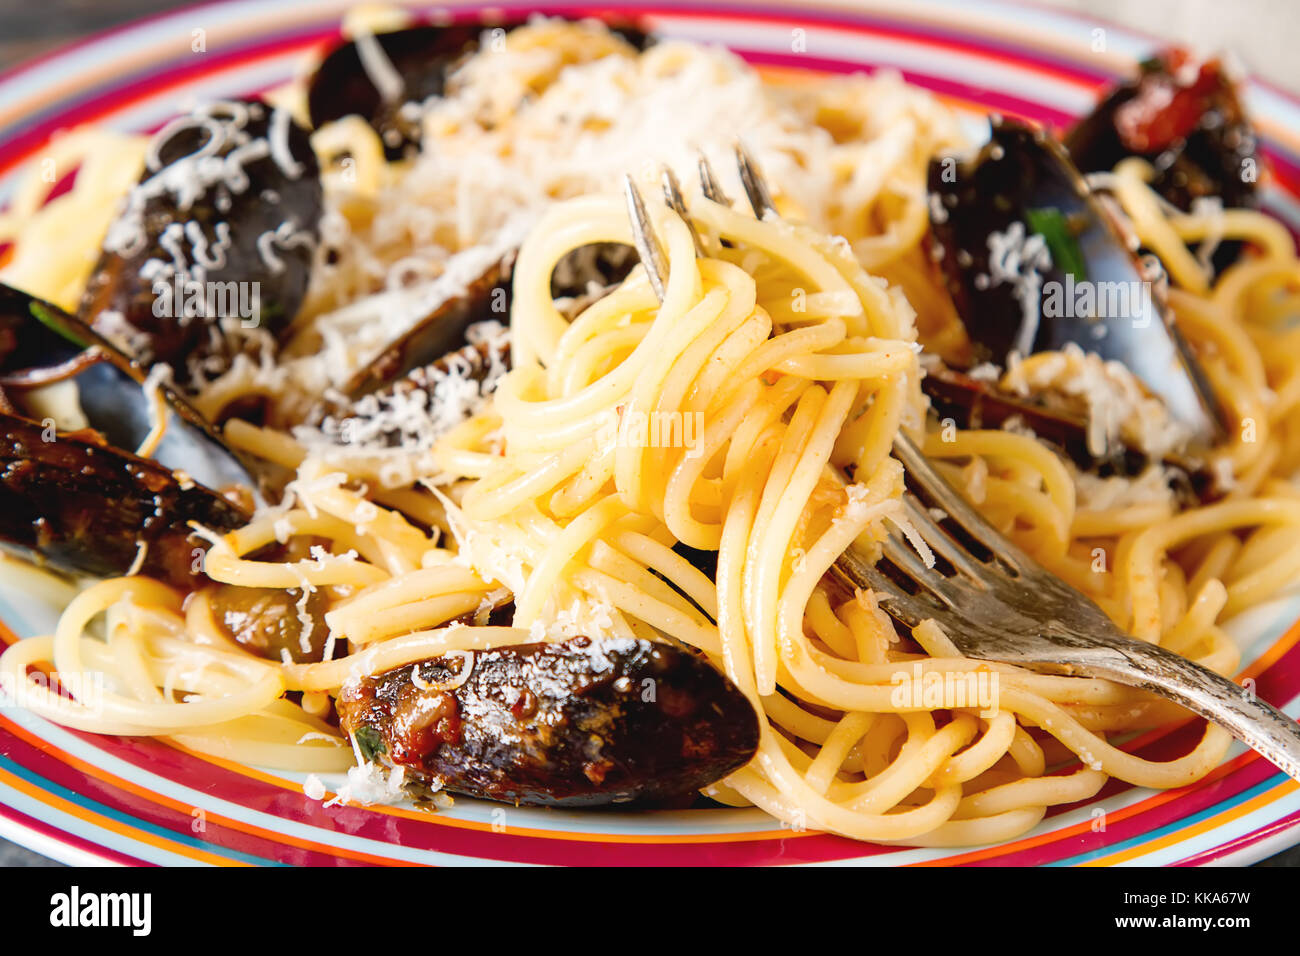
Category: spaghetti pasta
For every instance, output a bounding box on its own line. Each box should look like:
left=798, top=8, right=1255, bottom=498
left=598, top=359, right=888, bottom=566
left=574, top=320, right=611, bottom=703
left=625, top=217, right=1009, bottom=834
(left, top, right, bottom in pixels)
left=1, top=17, right=1299, bottom=846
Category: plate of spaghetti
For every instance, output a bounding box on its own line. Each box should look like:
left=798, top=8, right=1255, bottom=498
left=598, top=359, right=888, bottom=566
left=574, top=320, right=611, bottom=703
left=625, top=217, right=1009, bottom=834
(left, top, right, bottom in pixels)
left=1, top=0, right=1300, bottom=867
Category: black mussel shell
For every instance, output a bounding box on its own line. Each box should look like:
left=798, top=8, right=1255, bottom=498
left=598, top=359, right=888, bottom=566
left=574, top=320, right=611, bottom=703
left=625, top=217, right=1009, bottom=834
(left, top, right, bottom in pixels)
left=921, top=362, right=1214, bottom=501
left=307, top=18, right=652, bottom=160
left=337, top=636, right=759, bottom=807
left=342, top=254, right=513, bottom=402
left=551, top=242, right=637, bottom=300
left=80, top=99, right=322, bottom=375
left=340, top=240, right=633, bottom=404
left=927, top=118, right=1225, bottom=448
left=1065, top=49, right=1258, bottom=272
left=305, top=334, right=511, bottom=475
left=2, top=283, right=258, bottom=492
left=308, top=23, right=493, bottom=160
left=0, top=416, right=249, bottom=587
left=0, top=283, right=256, bottom=583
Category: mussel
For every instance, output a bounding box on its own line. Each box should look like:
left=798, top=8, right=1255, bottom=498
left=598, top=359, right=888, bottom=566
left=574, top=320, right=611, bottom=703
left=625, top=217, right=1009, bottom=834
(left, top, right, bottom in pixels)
left=328, top=314, right=757, bottom=808
left=303, top=13, right=644, bottom=401
left=1065, top=49, right=1257, bottom=273
left=0, top=283, right=258, bottom=585
left=306, top=17, right=653, bottom=159
left=341, top=254, right=514, bottom=402
left=337, top=635, right=760, bottom=807
left=920, top=362, right=1211, bottom=502
left=308, top=22, right=502, bottom=160
left=926, top=118, right=1226, bottom=465
left=339, top=241, right=633, bottom=405
left=333, top=333, right=512, bottom=456
left=80, top=99, right=322, bottom=376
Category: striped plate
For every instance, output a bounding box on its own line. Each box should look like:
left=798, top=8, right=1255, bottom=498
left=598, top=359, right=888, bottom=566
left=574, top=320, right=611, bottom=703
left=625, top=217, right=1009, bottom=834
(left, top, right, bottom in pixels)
left=2, top=0, right=1300, bottom=867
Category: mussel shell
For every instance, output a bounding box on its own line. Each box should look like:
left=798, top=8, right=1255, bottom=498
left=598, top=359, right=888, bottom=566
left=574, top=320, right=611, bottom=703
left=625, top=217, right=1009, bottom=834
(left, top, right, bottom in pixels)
left=1, top=283, right=259, bottom=495
left=927, top=119, right=1225, bottom=447
left=551, top=242, right=637, bottom=299
left=0, top=284, right=256, bottom=582
left=921, top=363, right=1214, bottom=501
left=1065, top=52, right=1257, bottom=214
left=80, top=99, right=322, bottom=373
left=0, top=415, right=248, bottom=587
left=337, top=636, right=760, bottom=807
left=342, top=254, right=512, bottom=401
left=308, top=23, right=494, bottom=160
left=339, top=241, right=632, bottom=404
left=307, top=19, right=653, bottom=159
left=1065, top=52, right=1256, bottom=276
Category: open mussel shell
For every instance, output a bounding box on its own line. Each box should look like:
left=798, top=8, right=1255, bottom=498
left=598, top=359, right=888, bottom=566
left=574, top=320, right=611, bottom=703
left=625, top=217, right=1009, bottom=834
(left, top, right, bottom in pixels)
left=0, top=284, right=257, bottom=584
left=80, top=99, right=322, bottom=376
left=307, top=18, right=653, bottom=159
left=308, top=22, right=500, bottom=160
left=340, top=240, right=633, bottom=403
left=1065, top=50, right=1257, bottom=276
left=1065, top=51, right=1257, bottom=213
left=927, top=118, right=1226, bottom=448
left=299, top=329, right=512, bottom=490
left=341, top=253, right=513, bottom=402
left=0, top=417, right=249, bottom=587
left=343, top=334, right=512, bottom=450
left=920, top=363, right=1213, bottom=501
left=337, top=635, right=760, bottom=807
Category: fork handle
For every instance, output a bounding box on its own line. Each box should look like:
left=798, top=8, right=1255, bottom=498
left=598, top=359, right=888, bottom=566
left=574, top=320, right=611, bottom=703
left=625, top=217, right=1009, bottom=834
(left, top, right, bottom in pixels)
left=1031, top=639, right=1300, bottom=781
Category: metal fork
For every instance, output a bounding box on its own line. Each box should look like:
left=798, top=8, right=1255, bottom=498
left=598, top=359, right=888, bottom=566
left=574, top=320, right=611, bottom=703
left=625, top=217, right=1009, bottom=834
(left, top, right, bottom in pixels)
left=621, top=150, right=1300, bottom=781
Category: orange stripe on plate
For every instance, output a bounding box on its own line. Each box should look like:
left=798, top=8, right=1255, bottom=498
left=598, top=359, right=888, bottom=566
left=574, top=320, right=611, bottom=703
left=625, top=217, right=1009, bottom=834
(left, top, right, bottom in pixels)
left=913, top=751, right=1262, bottom=866
left=0, top=715, right=403, bottom=866
left=0, top=762, right=239, bottom=865
left=1238, top=616, right=1300, bottom=682
left=1081, top=779, right=1300, bottom=866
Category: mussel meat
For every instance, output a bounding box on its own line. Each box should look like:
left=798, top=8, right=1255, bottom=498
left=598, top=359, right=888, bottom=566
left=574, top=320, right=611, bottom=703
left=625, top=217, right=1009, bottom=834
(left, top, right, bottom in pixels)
left=337, top=635, right=760, bottom=807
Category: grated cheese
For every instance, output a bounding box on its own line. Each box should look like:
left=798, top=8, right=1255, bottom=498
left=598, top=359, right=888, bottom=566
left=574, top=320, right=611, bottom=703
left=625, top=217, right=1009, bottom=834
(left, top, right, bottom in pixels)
left=985, top=221, right=1053, bottom=358
left=1073, top=464, right=1176, bottom=511
left=1002, top=343, right=1192, bottom=459
left=212, top=24, right=962, bottom=424
left=324, top=760, right=412, bottom=807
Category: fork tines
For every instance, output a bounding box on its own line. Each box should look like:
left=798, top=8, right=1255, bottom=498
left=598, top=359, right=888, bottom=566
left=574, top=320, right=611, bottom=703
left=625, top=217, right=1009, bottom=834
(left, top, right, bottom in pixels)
left=622, top=173, right=670, bottom=302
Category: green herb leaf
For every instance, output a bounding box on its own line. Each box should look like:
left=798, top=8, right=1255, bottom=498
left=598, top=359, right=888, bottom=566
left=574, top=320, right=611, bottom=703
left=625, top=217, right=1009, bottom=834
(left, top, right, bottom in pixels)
left=1026, top=207, right=1088, bottom=282
left=29, top=301, right=90, bottom=351
left=354, top=725, right=387, bottom=762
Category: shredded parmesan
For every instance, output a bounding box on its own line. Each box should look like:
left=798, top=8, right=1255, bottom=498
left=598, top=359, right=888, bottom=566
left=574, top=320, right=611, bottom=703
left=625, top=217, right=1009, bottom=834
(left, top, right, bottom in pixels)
left=1001, top=343, right=1192, bottom=459
left=984, top=221, right=1053, bottom=357
left=214, top=24, right=961, bottom=423
left=324, top=761, right=411, bottom=807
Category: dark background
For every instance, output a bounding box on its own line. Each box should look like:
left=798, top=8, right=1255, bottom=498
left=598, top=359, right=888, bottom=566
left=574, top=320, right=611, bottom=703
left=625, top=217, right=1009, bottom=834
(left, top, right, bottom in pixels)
left=0, top=0, right=1296, bottom=867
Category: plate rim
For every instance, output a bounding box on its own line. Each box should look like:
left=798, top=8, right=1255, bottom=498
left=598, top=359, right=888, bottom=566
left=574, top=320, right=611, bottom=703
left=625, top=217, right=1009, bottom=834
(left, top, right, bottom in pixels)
left=1, top=0, right=1299, bottom=867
